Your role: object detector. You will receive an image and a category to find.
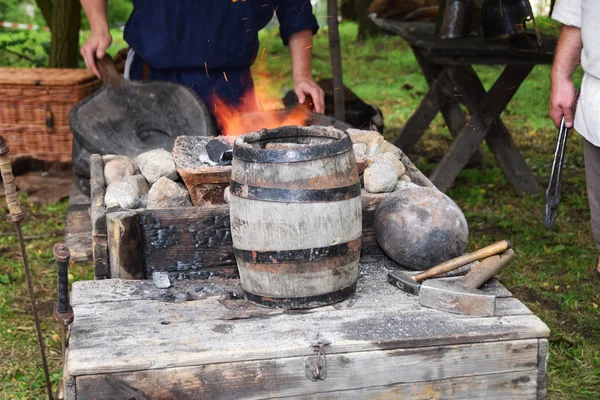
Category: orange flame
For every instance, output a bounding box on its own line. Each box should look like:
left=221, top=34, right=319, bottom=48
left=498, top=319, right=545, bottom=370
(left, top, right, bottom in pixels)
left=211, top=61, right=310, bottom=136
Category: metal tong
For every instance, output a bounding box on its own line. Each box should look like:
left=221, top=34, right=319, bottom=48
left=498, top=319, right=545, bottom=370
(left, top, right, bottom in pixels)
left=544, top=116, right=569, bottom=229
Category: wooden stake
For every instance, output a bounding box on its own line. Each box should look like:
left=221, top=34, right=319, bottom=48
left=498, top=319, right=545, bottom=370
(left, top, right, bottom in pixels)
left=327, top=0, right=345, bottom=122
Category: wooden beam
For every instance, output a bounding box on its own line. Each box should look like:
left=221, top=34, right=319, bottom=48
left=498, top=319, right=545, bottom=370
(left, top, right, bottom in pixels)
left=328, top=0, right=345, bottom=121
left=429, top=65, right=533, bottom=192
left=446, top=66, right=542, bottom=195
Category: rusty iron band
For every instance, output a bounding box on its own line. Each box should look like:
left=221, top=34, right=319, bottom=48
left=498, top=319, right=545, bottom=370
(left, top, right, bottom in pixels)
left=233, top=126, right=353, bottom=163
left=244, top=282, right=357, bottom=309
left=229, top=181, right=361, bottom=203
left=233, top=238, right=361, bottom=264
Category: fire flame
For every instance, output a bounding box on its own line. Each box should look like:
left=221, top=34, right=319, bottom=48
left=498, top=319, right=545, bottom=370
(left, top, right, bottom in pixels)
left=211, top=61, right=311, bottom=136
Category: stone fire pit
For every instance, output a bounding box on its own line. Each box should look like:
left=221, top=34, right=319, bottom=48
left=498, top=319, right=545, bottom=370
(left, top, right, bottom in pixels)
left=89, top=127, right=436, bottom=281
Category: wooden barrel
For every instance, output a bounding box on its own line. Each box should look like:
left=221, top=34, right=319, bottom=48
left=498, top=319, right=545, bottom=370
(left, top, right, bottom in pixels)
left=230, top=126, right=362, bottom=309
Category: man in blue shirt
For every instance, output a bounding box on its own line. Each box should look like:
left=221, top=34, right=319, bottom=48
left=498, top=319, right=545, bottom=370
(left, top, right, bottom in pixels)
left=79, top=0, right=325, bottom=126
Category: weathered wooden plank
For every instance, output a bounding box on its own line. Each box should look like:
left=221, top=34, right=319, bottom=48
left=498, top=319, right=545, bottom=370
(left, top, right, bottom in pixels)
left=66, top=279, right=549, bottom=377
left=73, top=340, right=539, bottom=400
left=64, top=204, right=92, bottom=263
left=89, top=154, right=106, bottom=238
left=68, top=185, right=90, bottom=206
left=106, top=194, right=388, bottom=280
left=429, top=65, right=533, bottom=192
left=106, top=210, right=145, bottom=279
left=277, top=371, right=538, bottom=399
left=370, top=19, right=555, bottom=65
left=537, top=338, right=549, bottom=400
left=92, top=237, right=109, bottom=279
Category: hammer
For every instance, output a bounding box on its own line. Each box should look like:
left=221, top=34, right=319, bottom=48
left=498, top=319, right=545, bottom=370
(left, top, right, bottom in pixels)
left=387, top=240, right=511, bottom=296
left=419, top=248, right=516, bottom=317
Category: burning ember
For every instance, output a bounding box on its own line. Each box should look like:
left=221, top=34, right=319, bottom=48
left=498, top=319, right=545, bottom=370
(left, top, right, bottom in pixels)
left=211, top=65, right=311, bottom=136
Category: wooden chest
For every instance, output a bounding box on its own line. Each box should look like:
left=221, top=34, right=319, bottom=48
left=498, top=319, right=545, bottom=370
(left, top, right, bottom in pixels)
left=62, top=262, right=550, bottom=399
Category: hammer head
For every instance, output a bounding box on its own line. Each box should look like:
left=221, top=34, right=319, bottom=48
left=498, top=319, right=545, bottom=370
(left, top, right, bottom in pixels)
left=419, top=279, right=497, bottom=317
left=387, top=270, right=420, bottom=296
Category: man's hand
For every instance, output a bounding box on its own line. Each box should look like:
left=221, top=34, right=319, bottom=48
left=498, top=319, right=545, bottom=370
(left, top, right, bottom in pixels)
left=550, top=77, right=576, bottom=128
left=288, top=29, right=325, bottom=113
left=81, top=31, right=112, bottom=78
left=549, top=24, right=582, bottom=129
left=294, top=77, right=325, bottom=113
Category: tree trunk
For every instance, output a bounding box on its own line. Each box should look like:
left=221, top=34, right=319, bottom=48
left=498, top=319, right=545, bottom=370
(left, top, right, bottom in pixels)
left=49, top=0, right=81, bottom=68
left=35, top=0, right=54, bottom=31
left=354, top=0, right=380, bottom=40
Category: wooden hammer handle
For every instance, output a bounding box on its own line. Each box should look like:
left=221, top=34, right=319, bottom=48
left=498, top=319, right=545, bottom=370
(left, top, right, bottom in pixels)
left=0, top=136, right=22, bottom=218
left=413, top=240, right=511, bottom=282
left=460, top=249, right=516, bottom=289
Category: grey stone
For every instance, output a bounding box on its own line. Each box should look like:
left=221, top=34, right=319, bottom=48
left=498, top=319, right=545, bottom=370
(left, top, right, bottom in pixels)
left=104, top=175, right=150, bottom=209
left=363, top=162, right=398, bottom=193
left=347, top=129, right=383, bottom=148
left=377, top=140, right=402, bottom=158
left=352, top=142, right=368, bottom=160
left=103, top=157, right=136, bottom=186
left=138, top=193, right=149, bottom=209
left=147, top=177, right=192, bottom=209
left=152, top=272, right=171, bottom=289
left=378, top=152, right=406, bottom=178
left=375, top=180, right=469, bottom=271
left=136, top=149, right=179, bottom=184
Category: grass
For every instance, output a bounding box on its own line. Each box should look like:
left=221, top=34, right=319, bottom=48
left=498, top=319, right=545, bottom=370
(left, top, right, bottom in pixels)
left=2, top=19, right=600, bottom=399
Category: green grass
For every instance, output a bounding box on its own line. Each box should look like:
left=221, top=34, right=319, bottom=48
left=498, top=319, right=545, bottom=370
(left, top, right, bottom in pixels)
left=2, top=19, right=600, bottom=399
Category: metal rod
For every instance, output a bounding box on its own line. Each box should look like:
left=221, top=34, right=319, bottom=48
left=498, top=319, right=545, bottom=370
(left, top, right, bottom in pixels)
left=327, top=0, right=345, bottom=121
left=0, top=135, right=53, bottom=400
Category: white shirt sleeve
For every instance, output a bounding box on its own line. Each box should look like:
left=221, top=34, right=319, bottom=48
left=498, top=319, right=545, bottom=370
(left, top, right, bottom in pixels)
left=552, top=0, right=582, bottom=28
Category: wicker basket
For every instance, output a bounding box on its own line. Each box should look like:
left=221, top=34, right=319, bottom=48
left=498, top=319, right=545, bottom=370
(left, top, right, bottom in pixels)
left=0, top=68, right=101, bottom=162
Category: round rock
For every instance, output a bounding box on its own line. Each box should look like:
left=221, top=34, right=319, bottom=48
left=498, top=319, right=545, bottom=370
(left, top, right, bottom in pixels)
left=136, top=149, right=179, bottom=184
left=374, top=181, right=469, bottom=270
left=104, top=157, right=136, bottom=186
left=363, top=162, right=398, bottom=193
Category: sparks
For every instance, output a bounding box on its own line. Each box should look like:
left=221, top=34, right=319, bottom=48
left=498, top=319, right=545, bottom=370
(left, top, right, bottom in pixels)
left=204, top=62, right=209, bottom=78
left=223, top=72, right=228, bottom=82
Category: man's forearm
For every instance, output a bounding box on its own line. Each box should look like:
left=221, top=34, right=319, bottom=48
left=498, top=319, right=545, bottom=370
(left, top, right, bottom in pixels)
left=288, top=29, right=314, bottom=83
left=551, top=25, right=582, bottom=83
left=81, top=0, right=109, bottom=34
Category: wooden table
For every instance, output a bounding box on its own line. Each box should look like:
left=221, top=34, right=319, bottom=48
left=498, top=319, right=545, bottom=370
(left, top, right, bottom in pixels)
left=62, top=262, right=550, bottom=399
left=371, top=19, right=556, bottom=195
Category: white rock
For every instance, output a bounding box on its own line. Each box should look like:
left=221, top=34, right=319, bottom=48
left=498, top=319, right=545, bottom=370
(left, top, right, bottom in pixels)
left=363, top=162, right=398, bottom=193
left=223, top=186, right=231, bottom=204
left=152, top=272, right=171, bottom=289
left=104, top=175, right=150, bottom=209
left=147, top=177, right=192, bottom=209
left=378, top=152, right=406, bottom=178
left=103, top=157, right=136, bottom=186
left=399, top=174, right=411, bottom=182
left=352, top=142, right=368, bottom=160
left=136, top=149, right=178, bottom=184
left=347, top=129, right=384, bottom=148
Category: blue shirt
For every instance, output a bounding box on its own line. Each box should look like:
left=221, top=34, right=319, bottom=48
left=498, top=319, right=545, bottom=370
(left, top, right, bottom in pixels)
left=124, top=0, right=320, bottom=70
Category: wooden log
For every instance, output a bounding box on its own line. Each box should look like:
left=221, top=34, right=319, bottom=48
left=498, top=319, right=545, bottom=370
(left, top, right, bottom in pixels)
left=230, top=126, right=361, bottom=308
left=106, top=210, right=145, bottom=280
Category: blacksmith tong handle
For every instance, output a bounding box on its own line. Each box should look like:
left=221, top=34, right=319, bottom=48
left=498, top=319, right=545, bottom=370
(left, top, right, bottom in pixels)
left=544, top=116, right=569, bottom=229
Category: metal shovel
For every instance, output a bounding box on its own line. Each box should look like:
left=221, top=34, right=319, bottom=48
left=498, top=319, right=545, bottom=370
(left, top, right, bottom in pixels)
left=543, top=116, right=569, bottom=229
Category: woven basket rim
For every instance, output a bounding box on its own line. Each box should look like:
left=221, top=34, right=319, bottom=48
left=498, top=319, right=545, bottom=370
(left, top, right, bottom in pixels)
left=0, top=67, right=99, bottom=86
